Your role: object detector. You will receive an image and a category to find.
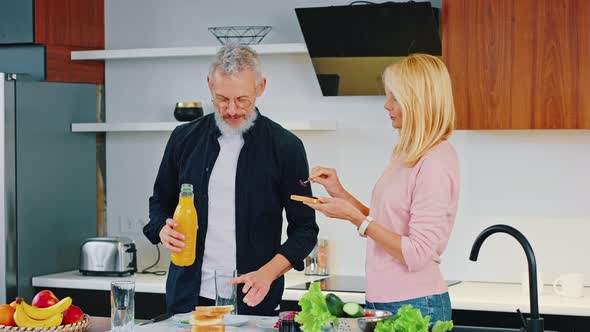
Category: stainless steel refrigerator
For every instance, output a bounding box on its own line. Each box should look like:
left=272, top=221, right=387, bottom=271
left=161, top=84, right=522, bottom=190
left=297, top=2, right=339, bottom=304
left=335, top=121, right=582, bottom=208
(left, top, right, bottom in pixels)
left=0, top=72, right=98, bottom=303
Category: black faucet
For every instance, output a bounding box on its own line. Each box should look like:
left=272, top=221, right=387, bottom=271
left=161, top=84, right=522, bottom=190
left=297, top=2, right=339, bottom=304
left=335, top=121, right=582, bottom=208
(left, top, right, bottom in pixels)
left=469, top=224, right=544, bottom=332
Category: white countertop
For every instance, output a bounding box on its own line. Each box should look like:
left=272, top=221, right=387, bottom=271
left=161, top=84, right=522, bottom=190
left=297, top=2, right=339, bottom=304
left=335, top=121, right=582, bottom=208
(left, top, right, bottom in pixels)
left=33, top=271, right=590, bottom=317
left=33, top=270, right=169, bottom=293
left=31, top=270, right=323, bottom=294
left=129, top=314, right=276, bottom=332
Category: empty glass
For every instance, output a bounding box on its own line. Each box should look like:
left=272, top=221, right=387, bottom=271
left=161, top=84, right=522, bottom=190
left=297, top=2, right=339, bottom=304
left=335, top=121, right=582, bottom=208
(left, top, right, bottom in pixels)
left=215, top=269, right=238, bottom=314
left=111, top=281, right=135, bottom=332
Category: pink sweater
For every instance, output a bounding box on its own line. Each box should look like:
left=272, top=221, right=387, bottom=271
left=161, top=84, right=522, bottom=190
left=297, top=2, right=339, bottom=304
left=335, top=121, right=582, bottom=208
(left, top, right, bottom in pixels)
left=365, top=140, right=460, bottom=302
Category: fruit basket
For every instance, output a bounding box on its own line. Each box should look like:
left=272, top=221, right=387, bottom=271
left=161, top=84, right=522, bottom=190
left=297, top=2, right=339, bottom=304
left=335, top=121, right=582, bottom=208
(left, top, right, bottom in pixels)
left=0, top=314, right=90, bottom=332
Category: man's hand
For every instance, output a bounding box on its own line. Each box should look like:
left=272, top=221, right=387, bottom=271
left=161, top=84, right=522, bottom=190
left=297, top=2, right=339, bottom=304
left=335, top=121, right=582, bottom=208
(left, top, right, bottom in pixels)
left=229, top=270, right=274, bottom=307
left=159, top=218, right=186, bottom=252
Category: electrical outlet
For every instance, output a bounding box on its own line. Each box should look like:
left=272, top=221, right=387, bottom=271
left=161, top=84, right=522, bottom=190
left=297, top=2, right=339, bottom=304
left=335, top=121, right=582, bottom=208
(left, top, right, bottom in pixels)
left=119, top=215, right=149, bottom=234
left=119, top=216, right=135, bottom=233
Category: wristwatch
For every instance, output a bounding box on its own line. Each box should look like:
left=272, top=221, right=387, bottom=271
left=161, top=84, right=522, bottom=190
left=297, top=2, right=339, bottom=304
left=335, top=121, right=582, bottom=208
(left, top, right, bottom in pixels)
left=357, top=216, right=373, bottom=237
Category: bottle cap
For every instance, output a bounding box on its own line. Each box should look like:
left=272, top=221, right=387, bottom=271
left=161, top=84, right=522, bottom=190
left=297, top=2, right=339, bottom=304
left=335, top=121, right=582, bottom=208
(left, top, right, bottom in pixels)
left=180, top=183, right=193, bottom=193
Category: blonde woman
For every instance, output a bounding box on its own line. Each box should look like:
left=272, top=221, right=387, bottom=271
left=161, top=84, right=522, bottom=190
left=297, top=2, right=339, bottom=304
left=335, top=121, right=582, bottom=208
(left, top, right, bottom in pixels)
left=304, top=54, right=459, bottom=323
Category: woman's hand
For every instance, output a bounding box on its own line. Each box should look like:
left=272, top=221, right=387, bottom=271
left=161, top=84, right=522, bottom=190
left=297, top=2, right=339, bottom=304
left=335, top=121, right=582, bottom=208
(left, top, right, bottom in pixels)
left=304, top=197, right=365, bottom=227
left=309, top=166, right=346, bottom=198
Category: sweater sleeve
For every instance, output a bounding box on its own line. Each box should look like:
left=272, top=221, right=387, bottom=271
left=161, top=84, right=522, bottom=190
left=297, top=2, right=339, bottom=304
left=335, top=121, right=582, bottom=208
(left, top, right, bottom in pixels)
left=143, top=128, right=180, bottom=244
left=401, top=156, right=456, bottom=272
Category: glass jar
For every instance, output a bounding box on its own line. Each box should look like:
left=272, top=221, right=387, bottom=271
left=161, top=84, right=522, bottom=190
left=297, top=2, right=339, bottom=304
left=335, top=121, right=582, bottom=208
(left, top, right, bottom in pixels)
left=278, top=311, right=301, bottom=332
left=317, top=239, right=329, bottom=276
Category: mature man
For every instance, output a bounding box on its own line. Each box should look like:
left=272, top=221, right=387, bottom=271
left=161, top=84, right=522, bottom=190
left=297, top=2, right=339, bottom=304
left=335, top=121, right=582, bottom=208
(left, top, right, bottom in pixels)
left=143, top=45, right=318, bottom=316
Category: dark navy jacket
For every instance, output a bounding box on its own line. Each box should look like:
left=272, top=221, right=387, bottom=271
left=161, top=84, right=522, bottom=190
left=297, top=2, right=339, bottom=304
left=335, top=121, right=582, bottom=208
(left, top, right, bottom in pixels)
left=143, top=109, right=318, bottom=315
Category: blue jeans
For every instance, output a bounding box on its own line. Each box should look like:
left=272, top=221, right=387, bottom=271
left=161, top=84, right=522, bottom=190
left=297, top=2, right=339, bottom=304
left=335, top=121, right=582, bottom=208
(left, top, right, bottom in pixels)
left=366, top=292, right=452, bottom=325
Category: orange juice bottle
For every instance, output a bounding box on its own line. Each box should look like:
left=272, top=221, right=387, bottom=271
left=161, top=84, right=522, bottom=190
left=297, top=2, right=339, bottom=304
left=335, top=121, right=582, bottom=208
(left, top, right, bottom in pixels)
left=170, top=183, right=197, bottom=266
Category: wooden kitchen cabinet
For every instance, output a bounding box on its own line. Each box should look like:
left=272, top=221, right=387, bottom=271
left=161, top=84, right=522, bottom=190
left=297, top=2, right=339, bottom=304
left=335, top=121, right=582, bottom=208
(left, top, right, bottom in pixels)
left=443, top=0, right=590, bottom=129
left=34, top=0, right=103, bottom=48
left=0, top=0, right=104, bottom=83
left=35, top=0, right=105, bottom=83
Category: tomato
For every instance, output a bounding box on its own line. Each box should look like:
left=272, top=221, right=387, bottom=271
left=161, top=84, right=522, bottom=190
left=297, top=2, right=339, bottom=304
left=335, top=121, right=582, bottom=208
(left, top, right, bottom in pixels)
left=363, top=312, right=375, bottom=317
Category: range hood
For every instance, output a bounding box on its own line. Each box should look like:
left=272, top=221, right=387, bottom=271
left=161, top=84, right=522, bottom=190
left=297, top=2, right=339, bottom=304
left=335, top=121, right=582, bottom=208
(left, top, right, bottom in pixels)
left=295, top=1, right=441, bottom=96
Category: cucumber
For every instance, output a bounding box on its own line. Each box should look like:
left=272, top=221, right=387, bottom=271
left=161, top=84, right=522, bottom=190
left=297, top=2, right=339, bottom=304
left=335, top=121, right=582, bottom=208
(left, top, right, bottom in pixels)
left=325, top=293, right=345, bottom=317
left=342, top=302, right=363, bottom=318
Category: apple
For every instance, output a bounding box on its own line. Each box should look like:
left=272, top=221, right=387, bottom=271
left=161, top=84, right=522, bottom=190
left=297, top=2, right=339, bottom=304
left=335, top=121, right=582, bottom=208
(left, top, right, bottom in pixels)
left=31, top=290, right=59, bottom=308
left=62, top=305, right=84, bottom=325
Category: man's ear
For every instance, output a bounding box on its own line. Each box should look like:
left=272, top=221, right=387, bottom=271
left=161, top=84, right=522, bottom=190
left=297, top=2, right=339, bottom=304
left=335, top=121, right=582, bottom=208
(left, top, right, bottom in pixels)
left=207, top=75, right=213, bottom=90
left=256, top=77, right=267, bottom=97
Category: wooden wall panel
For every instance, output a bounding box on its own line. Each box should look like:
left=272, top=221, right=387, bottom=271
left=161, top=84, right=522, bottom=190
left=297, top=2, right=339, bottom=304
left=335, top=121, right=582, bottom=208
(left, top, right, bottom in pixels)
left=443, top=0, right=590, bottom=129
left=45, top=45, right=104, bottom=84
left=35, top=0, right=104, bottom=83
left=580, top=1, right=590, bottom=129
left=35, top=0, right=104, bottom=48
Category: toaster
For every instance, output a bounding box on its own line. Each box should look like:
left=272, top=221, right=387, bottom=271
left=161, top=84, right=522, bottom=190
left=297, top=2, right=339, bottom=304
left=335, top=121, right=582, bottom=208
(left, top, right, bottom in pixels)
left=79, top=237, right=137, bottom=276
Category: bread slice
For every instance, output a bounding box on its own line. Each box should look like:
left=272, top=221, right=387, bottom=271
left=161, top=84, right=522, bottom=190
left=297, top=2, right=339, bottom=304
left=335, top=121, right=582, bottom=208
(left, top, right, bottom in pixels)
left=290, top=194, right=320, bottom=204
left=189, top=315, right=223, bottom=326
left=190, top=305, right=234, bottom=327
left=192, top=313, right=223, bottom=320
left=193, top=305, right=234, bottom=316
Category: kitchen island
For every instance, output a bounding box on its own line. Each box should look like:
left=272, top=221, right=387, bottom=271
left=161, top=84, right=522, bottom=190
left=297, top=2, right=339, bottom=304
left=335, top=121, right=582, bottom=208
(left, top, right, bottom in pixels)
left=33, top=271, right=590, bottom=331
left=83, top=315, right=545, bottom=332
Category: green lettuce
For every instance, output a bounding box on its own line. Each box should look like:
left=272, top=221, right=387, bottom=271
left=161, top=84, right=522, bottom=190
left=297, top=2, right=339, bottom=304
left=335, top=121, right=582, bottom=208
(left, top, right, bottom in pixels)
left=374, top=304, right=453, bottom=332
left=295, top=282, right=338, bottom=332
left=432, top=320, right=454, bottom=332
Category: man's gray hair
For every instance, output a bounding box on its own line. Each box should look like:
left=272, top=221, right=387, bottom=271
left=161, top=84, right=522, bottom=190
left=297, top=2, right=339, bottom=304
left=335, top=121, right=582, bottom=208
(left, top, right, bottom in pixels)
left=209, top=44, right=262, bottom=84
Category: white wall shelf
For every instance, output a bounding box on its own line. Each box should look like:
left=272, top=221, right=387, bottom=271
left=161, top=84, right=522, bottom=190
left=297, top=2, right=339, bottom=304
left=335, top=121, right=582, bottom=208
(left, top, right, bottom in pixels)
left=71, top=43, right=308, bottom=60
left=71, top=120, right=337, bottom=133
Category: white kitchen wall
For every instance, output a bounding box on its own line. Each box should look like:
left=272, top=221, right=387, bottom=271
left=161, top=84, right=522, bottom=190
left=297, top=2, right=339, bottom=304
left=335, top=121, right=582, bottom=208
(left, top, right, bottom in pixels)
left=104, top=0, right=590, bottom=285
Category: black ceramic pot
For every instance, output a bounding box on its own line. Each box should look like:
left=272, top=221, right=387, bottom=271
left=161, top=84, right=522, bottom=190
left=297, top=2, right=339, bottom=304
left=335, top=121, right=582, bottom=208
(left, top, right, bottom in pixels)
left=174, top=102, right=204, bottom=121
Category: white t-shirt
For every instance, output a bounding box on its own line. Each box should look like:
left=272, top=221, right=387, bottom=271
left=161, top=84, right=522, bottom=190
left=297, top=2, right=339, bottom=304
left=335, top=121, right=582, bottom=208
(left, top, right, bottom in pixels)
left=199, top=132, right=244, bottom=299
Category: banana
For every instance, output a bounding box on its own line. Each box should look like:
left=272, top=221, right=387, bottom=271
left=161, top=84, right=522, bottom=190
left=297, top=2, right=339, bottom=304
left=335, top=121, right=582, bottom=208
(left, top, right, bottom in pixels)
left=19, top=296, right=72, bottom=320
left=14, top=299, right=63, bottom=328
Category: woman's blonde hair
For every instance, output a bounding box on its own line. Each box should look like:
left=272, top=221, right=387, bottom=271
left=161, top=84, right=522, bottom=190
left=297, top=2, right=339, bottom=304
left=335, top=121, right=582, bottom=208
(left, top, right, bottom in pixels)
left=383, top=54, right=455, bottom=167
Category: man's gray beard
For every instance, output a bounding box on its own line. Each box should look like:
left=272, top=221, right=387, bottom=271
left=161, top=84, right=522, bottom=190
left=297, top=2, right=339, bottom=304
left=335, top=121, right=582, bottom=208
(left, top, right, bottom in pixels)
left=214, top=109, right=258, bottom=136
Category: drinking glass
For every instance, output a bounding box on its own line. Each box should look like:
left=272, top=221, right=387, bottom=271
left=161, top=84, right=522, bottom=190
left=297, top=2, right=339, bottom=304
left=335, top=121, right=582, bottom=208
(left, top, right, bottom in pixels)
left=215, top=269, right=238, bottom=314
left=111, top=281, right=135, bottom=332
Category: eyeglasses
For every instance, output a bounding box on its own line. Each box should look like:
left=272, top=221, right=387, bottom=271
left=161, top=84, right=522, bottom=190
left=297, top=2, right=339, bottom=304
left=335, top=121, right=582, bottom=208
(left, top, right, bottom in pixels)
left=212, top=96, right=253, bottom=110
